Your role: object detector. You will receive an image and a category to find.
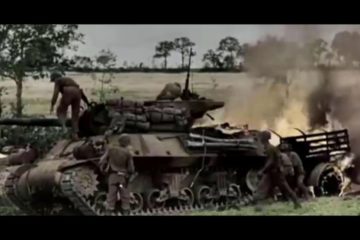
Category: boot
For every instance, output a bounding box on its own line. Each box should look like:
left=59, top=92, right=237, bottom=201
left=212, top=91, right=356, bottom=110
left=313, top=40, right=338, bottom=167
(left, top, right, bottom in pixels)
left=122, top=209, right=130, bottom=216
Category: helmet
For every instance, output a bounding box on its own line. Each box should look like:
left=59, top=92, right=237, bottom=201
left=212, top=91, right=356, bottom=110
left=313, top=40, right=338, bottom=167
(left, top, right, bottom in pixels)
left=259, top=130, right=271, bottom=141
left=118, top=134, right=131, bottom=147
left=279, top=142, right=291, bottom=151
left=50, top=71, right=63, bottom=82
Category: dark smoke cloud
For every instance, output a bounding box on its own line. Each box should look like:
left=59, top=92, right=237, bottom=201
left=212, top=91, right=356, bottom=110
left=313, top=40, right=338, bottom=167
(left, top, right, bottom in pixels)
left=307, top=68, right=333, bottom=130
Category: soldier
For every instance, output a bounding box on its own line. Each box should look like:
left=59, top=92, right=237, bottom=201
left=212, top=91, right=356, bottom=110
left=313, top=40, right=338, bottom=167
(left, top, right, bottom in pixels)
left=156, top=82, right=182, bottom=100
left=279, top=143, right=311, bottom=200
left=253, top=131, right=301, bottom=209
left=99, top=134, right=135, bottom=215
left=2, top=144, right=39, bottom=166
left=73, top=138, right=106, bottom=160
left=49, top=72, right=90, bottom=141
left=104, top=109, right=127, bottom=138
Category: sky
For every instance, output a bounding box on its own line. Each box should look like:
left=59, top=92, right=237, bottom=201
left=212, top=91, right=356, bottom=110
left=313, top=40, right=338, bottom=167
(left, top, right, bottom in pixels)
left=76, top=25, right=360, bottom=68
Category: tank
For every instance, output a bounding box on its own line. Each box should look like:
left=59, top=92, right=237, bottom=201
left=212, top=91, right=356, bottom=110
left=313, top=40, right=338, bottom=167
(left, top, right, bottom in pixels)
left=0, top=125, right=351, bottom=215
left=0, top=57, right=353, bottom=215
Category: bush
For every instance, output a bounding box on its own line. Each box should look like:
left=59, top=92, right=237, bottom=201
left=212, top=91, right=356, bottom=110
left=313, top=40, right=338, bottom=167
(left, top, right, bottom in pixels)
left=0, top=126, right=67, bottom=156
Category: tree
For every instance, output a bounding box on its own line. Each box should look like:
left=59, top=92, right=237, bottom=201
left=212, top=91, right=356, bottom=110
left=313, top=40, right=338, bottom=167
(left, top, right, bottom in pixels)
left=202, top=49, right=223, bottom=69
left=217, top=36, right=242, bottom=69
left=331, top=31, right=360, bottom=66
left=174, top=37, right=196, bottom=69
left=92, top=49, right=118, bottom=102
left=302, top=38, right=329, bottom=67
left=72, top=55, right=93, bottom=70
left=0, top=24, right=83, bottom=117
left=153, top=41, right=175, bottom=69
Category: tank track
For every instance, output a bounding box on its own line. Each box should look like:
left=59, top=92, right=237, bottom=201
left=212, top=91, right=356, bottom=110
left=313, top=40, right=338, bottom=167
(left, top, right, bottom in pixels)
left=59, top=168, right=255, bottom=216
left=4, top=172, right=38, bottom=215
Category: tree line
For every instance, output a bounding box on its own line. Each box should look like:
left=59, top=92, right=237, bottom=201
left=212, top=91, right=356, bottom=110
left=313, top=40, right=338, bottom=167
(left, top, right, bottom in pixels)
left=1, top=25, right=360, bottom=117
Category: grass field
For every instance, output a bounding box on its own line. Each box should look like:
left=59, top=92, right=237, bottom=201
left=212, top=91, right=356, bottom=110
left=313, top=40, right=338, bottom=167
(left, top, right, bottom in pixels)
left=1, top=197, right=360, bottom=215
left=191, top=197, right=360, bottom=216
left=1, top=71, right=360, bottom=215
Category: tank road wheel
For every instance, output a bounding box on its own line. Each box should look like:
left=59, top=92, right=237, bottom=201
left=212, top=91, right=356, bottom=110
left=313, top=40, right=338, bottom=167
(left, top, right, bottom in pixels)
left=145, top=189, right=166, bottom=209
left=178, top=187, right=195, bottom=207
left=195, top=185, right=214, bottom=206
left=130, top=192, right=144, bottom=212
left=227, top=183, right=241, bottom=201
left=308, top=163, right=343, bottom=197
left=94, top=192, right=107, bottom=213
left=245, top=169, right=260, bottom=193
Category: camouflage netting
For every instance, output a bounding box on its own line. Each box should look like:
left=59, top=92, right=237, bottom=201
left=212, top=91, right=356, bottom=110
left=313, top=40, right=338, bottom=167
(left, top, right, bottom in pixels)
left=0, top=126, right=67, bottom=156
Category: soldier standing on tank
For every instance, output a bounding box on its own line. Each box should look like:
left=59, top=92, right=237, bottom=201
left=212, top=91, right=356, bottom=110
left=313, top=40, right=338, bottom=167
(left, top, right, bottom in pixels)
left=99, top=134, right=135, bottom=215
left=49, top=72, right=90, bottom=141
left=156, top=82, right=182, bottom=100
left=252, top=130, right=302, bottom=209
left=279, top=143, right=311, bottom=200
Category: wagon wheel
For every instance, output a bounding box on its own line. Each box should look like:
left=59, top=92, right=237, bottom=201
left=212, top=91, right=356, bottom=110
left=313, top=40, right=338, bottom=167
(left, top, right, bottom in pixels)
left=308, top=163, right=343, bottom=197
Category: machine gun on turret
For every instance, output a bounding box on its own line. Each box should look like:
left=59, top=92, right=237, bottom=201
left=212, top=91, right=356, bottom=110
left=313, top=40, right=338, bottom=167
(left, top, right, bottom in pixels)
left=181, top=48, right=199, bottom=101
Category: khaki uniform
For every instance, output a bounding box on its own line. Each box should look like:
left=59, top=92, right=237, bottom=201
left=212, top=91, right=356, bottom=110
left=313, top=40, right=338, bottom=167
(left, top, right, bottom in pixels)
left=73, top=140, right=105, bottom=160
left=51, top=77, right=88, bottom=138
left=105, top=111, right=126, bottom=137
left=5, top=147, right=38, bottom=166
left=156, top=83, right=181, bottom=100
left=99, top=145, right=135, bottom=211
left=286, top=151, right=311, bottom=200
left=253, top=143, right=300, bottom=207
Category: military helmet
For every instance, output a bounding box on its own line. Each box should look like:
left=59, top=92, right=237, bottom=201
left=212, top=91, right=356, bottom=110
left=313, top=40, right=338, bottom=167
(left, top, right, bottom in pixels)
left=118, top=134, right=131, bottom=147
left=259, top=130, right=271, bottom=141
left=50, top=71, right=63, bottom=82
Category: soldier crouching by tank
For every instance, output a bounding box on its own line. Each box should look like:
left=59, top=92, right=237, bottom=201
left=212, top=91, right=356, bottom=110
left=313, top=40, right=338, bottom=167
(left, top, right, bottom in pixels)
left=99, top=134, right=135, bottom=215
left=49, top=71, right=90, bottom=141
left=279, top=143, right=311, bottom=201
left=0, top=144, right=39, bottom=166
left=252, top=131, right=302, bottom=210
left=156, top=82, right=182, bottom=100
left=73, top=137, right=107, bottom=160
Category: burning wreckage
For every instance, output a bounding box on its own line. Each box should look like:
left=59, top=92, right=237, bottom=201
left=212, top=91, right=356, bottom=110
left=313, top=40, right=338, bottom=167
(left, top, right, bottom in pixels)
left=0, top=87, right=353, bottom=216
left=0, top=58, right=354, bottom=215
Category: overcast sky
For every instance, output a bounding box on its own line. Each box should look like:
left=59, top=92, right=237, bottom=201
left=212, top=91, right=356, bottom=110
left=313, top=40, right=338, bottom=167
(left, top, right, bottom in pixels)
left=76, top=25, right=360, bottom=68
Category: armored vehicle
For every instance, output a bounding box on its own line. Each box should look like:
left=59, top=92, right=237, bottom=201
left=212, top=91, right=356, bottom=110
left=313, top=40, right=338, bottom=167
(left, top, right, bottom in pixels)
left=0, top=52, right=352, bottom=215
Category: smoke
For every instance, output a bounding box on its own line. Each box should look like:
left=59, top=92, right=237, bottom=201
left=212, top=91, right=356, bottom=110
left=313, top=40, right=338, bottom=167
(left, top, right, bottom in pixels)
left=197, top=26, right=360, bottom=151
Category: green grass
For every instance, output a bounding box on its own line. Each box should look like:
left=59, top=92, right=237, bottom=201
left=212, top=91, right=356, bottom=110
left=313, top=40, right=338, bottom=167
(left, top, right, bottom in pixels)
left=190, top=197, right=360, bottom=216
left=0, top=197, right=359, bottom=215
